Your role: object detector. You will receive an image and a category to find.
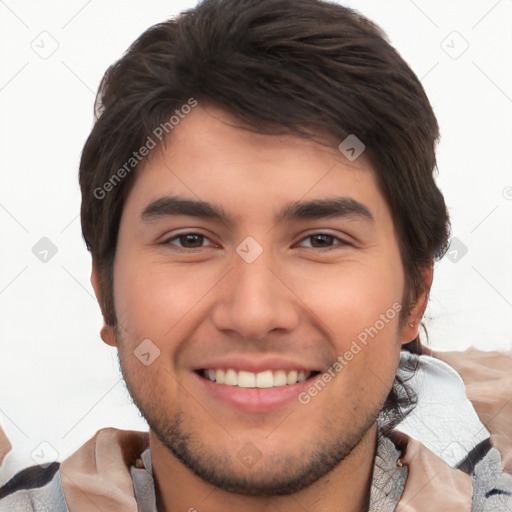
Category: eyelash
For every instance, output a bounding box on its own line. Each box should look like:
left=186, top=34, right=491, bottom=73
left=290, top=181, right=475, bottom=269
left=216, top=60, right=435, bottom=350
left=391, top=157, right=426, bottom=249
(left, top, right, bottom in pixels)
left=161, top=232, right=349, bottom=251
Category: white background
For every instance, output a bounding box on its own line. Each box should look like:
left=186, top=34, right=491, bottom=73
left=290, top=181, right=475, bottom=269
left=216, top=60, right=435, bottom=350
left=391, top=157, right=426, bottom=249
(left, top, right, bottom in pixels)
left=0, top=0, right=511, bottom=482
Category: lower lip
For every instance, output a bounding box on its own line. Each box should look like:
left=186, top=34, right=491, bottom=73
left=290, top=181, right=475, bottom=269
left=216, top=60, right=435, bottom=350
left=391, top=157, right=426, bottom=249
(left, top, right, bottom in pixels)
left=194, top=372, right=318, bottom=413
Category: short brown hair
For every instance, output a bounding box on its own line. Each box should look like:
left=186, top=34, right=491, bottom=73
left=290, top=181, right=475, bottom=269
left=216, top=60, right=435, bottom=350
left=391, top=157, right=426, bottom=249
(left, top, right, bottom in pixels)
left=80, top=0, right=449, bottom=340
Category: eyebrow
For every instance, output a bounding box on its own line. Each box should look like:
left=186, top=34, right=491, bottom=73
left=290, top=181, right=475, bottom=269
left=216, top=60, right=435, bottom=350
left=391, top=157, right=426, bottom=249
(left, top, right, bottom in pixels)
left=140, top=195, right=374, bottom=225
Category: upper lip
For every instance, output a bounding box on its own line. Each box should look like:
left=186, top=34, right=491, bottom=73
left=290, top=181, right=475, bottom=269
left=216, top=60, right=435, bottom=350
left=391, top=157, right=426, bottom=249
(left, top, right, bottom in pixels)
left=194, top=355, right=321, bottom=373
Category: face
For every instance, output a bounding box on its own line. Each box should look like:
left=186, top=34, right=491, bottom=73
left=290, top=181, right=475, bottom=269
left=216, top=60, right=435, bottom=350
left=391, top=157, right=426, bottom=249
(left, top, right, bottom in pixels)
left=100, top=103, right=419, bottom=495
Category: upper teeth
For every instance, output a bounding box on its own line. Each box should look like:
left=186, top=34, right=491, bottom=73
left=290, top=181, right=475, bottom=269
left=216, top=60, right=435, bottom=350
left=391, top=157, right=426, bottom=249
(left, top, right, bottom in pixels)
left=205, top=369, right=311, bottom=388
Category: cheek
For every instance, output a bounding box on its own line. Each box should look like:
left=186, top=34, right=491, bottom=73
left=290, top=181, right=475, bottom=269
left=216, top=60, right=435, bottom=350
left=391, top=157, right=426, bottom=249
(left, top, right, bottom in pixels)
left=112, top=250, right=220, bottom=342
left=290, top=258, right=404, bottom=341
left=289, top=258, right=404, bottom=396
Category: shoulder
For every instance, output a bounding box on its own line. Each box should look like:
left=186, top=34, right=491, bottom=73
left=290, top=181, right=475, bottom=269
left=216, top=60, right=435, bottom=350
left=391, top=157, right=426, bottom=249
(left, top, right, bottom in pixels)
left=471, top=445, right=512, bottom=511
left=0, top=463, right=68, bottom=511
left=397, top=352, right=512, bottom=510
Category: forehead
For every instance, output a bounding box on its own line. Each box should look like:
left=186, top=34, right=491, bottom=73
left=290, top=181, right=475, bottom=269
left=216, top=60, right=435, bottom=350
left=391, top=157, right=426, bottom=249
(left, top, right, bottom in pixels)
left=124, top=103, right=391, bottom=226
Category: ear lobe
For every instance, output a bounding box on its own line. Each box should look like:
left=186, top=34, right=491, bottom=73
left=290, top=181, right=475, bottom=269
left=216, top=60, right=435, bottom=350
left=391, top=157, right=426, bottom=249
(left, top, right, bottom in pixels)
left=100, top=324, right=117, bottom=347
left=401, top=266, right=433, bottom=344
left=91, top=263, right=117, bottom=347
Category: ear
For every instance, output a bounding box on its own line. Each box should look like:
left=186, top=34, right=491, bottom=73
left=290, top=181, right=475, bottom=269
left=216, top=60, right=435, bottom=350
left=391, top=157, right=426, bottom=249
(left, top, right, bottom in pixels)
left=401, top=266, right=433, bottom=344
left=91, top=263, right=117, bottom=347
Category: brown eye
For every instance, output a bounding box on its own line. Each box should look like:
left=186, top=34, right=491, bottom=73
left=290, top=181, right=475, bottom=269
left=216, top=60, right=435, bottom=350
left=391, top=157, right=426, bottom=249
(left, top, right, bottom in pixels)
left=163, top=232, right=214, bottom=249
left=298, top=233, right=343, bottom=249
left=309, top=234, right=335, bottom=247
left=178, top=234, right=204, bottom=248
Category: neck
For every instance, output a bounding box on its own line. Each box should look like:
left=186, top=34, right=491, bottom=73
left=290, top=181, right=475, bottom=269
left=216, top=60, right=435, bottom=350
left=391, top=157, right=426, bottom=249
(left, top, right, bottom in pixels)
left=149, top=423, right=378, bottom=512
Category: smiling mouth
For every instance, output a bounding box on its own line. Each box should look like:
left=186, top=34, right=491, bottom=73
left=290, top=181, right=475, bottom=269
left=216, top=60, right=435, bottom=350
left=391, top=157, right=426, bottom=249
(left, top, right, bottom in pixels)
left=197, top=369, right=321, bottom=389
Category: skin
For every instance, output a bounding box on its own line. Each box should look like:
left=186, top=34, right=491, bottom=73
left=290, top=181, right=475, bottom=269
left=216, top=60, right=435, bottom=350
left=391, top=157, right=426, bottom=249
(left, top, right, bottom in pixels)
left=92, top=103, right=429, bottom=512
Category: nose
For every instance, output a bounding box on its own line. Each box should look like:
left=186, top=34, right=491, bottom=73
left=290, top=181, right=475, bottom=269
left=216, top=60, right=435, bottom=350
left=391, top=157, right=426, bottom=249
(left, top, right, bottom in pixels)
left=211, top=249, right=300, bottom=341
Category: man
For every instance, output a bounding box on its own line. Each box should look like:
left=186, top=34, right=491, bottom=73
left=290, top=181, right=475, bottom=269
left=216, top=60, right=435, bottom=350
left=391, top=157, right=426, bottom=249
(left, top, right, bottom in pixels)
left=1, top=0, right=510, bottom=510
